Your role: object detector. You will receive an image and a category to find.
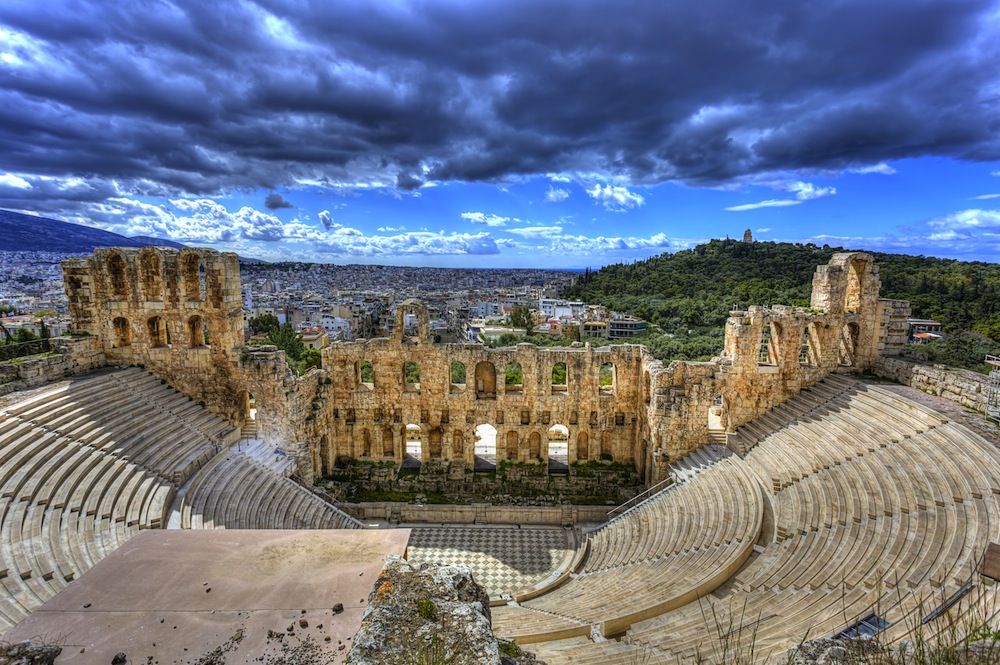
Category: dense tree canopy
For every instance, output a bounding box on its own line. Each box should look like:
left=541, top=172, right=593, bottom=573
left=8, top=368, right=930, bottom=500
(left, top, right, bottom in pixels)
left=563, top=239, right=1000, bottom=370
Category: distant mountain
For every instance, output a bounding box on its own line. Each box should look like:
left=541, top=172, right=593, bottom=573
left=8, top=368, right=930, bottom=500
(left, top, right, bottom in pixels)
left=128, top=235, right=187, bottom=250
left=0, top=208, right=185, bottom=254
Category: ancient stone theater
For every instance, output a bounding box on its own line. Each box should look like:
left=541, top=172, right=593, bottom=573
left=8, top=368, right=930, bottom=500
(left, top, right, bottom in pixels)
left=0, top=247, right=997, bottom=664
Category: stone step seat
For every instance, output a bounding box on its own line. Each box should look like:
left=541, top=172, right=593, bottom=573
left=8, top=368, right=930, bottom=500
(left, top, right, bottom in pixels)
left=179, top=452, right=361, bottom=531
left=626, top=498, right=995, bottom=662
left=933, top=426, right=1000, bottom=497
left=0, top=370, right=139, bottom=420
left=492, top=604, right=591, bottom=644
left=585, top=457, right=757, bottom=573
left=732, top=377, right=858, bottom=452
left=525, top=542, right=749, bottom=626
left=533, top=638, right=677, bottom=665
left=625, top=398, right=1000, bottom=658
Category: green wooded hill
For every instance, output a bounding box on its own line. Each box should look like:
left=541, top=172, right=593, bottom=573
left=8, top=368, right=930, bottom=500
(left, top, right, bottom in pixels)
left=562, top=239, right=1000, bottom=370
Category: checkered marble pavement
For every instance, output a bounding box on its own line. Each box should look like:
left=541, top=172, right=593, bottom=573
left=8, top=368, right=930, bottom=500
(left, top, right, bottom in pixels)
left=405, top=526, right=575, bottom=596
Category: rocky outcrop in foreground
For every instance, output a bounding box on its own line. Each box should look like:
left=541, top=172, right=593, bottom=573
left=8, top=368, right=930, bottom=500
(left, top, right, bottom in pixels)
left=346, top=557, right=545, bottom=665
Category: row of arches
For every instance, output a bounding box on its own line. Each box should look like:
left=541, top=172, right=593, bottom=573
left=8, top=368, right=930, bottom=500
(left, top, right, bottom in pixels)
left=356, top=359, right=617, bottom=396
left=341, top=423, right=617, bottom=465
left=110, top=315, right=209, bottom=349
left=757, top=321, right=860, bottom=368
left=105, top=250, right=206, bottom=302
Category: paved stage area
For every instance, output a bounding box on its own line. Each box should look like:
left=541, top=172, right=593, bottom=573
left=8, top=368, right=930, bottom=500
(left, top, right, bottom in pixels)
left=405, top=525, right=577, bottom=597
left=3, top=529, right=409, bottom=664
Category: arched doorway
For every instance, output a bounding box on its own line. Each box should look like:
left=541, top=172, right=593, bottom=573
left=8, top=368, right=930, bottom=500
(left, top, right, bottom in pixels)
left=474, top=424, right=497, bottom=472
left=548, top=424, right=569, bottom=474
left=403, top=424, right=422, bottom=469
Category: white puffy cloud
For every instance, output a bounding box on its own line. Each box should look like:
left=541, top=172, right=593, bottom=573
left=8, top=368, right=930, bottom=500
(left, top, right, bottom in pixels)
left=928, top=208, right=1000, bottom=231
left=726, top=199, right=801, bottom=212
left=507, top=226, right=563, bottom=239
left=850, top=163, right=896, bottom=175
left=586, top=183, right=645, bottom=211
left=318, top=209, right=339, bottom=230
left=544, top=186, right=570, bottom=203
left=0, top=173, right=31, bottom=189
left=726, top=179, right=835, bottom=211
left=461, top=212, right=509, bottom=226
left=377, top=225, right=405, bottom=232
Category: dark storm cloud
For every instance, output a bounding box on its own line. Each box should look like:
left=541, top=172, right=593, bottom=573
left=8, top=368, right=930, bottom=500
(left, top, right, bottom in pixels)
left=264, top=192, right=293, bottom=209
left=0, top=0, right=997, bottom=201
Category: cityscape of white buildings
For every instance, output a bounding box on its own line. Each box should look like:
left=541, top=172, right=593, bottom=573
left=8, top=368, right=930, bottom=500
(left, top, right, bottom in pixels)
left=0, top=253, right=651, bottom=348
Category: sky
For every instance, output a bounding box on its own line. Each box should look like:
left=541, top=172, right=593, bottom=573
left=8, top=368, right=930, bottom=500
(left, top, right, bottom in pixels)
left=0, top=0, right=999, bottom=269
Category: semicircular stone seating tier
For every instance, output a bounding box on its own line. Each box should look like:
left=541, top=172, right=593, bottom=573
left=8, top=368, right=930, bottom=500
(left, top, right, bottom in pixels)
left=0, top=368, right=360, bottom=634
left=177, top=451, right=363, bottom=530
left=523, top=375, right=1000, bottom=665
left=491, top=452, right=764, bottom=646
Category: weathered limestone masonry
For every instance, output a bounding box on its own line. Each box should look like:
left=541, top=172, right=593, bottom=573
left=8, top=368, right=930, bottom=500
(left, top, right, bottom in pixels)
left=321, top=298, right=648, bottom=478
left=62, top=247, right=245, bottom=417
left=60, top=247, right=339, bottom=478
left=59, top=248, right=909, bottom=487
left=637, top=252, right=907, bottom=482
left=873, top=355, right=992, bottom=411
left=0, top=336, right=103, bottom=397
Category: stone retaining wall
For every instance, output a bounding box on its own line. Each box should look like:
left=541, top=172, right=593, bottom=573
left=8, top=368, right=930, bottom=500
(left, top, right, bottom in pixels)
left=342, top=502, right=610, bottom=526
left=0, top=336, right=104, bottom=397
left=872, top=356, right=991, bottom=411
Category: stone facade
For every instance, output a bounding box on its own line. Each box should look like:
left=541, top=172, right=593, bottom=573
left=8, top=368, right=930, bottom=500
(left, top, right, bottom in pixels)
left=57, top=249, right=909, bottom=486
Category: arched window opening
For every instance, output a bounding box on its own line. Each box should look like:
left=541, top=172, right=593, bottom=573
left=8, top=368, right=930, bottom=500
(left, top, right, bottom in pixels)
left=799, top=325, right=818, bottom=366
left=474, top=424, right=497, bottom=472
left=404, top=361, right=420, bottom=393
left=576, top=431, right=590, bottom=461
left=147, top=316, right=168, bottom=348
left=181, top=253, right=205, bottom=301
left=403, top=424, right=421, bottom=469
left=358, top=360, right=374, bottom=388
left=551, top=362, right=567, bottom=393
left=758, top=323, right=779, bottom=365
left=601, top=430, right=613, bottom=460
left=505, top=362, right=523, bottom=394
left=450, top=361, right=467, bottom=393
left=107, top=253, right=129, bottom=300
left=845, top=257, right=866, bottom=313
left=112, top=317, right=131, bottom=348
left=139, top=251, right=162, bottom=301
left=188, top=315, right=206, bottom=347
left=839, top=322, right=860, bottom=366
left=382, top=427, right=394, bottom=458
left=475, top=361, right=496, bottom=399
left=505, top=431, right=519, bottom=461
left=529, top=431, right=541, bottom=459
left=428, top=429, right=443, bottom=460
left=599, top=363, right=614, bottom=394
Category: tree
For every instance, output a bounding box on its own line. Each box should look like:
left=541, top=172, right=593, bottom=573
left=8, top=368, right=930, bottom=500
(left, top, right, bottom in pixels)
left=301, top=348, right=322, bottom=371
left=13, top=328, right=39, bottom=343
left=249, top=313, right=280, bottom=335
left=267, top=323, right=304, bottom=361
left=508, top=306, right=532, bottom=334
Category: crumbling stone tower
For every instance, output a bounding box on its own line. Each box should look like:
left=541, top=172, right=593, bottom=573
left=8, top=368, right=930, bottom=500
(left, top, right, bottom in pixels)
left=62, top=247, right=246, bottom=420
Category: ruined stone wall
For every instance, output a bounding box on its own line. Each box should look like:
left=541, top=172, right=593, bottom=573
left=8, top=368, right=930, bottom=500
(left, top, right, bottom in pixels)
left=60, top=248, right=911, bottom=488
left=0, top=336, right=104, bottom=397
left=643, top=252, right=909, bottom=482
left=62, top=247, right=246, bottom=422
left=320, top=334, right=647, bottom=477
left=872, top=356, right=991, bottom=411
